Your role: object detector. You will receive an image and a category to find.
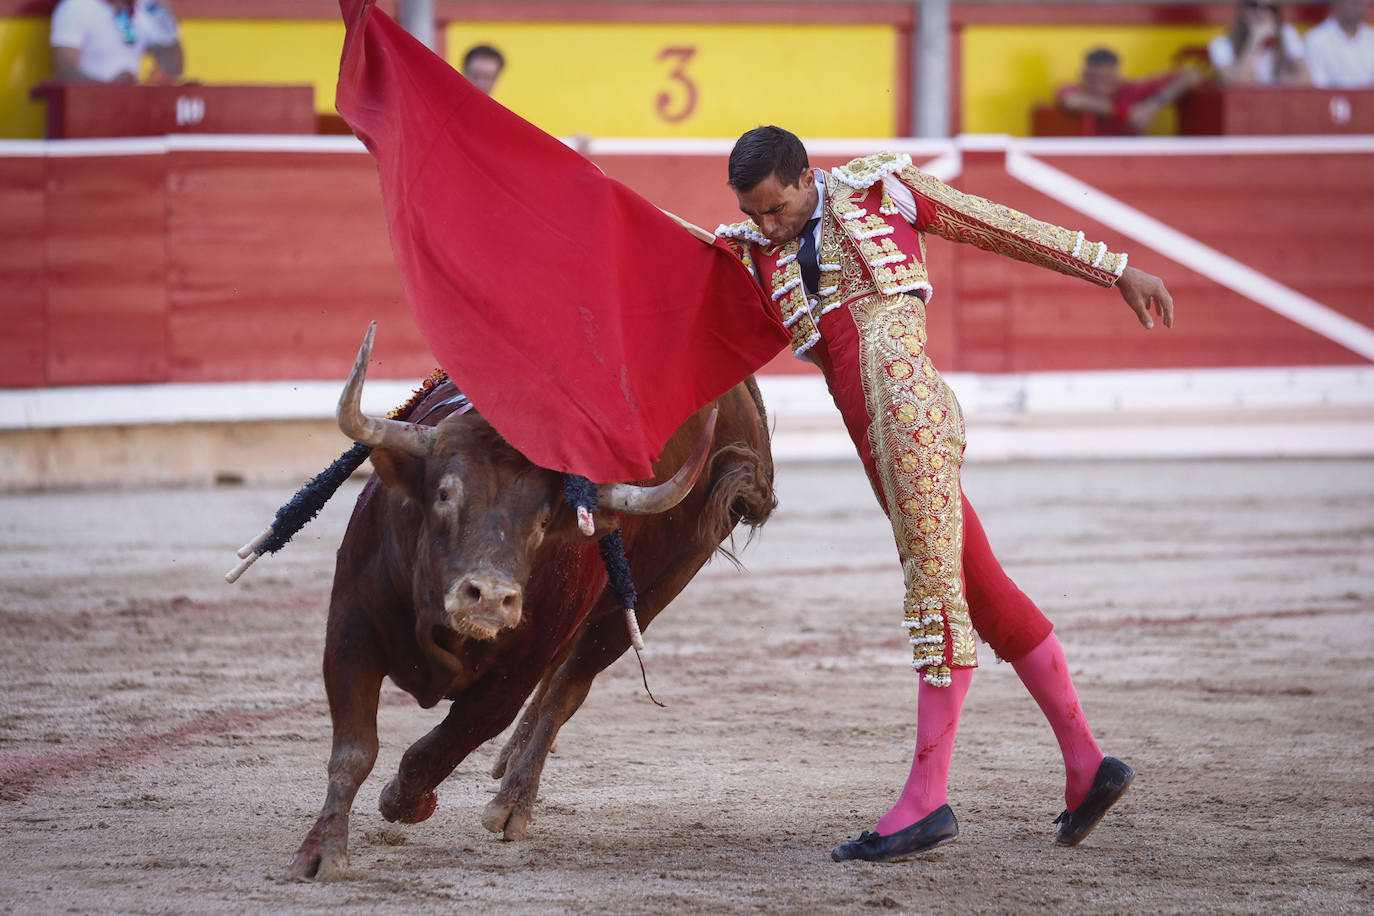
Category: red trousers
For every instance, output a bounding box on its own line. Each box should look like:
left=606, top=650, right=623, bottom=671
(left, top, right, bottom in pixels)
left=812, top=300, right=1053, bottom=664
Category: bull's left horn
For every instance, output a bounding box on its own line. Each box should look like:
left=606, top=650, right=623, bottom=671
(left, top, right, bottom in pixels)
left=337, top=322, right=438, bottom=458
left=598, top=407, right=718, bottom=515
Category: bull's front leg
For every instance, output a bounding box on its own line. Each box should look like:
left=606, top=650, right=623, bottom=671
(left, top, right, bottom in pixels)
left=483, top=601, right=637, bottom=841
left=491, top=670, right=555, bottom=781
left=485, top=560, right=705, bottom=840
left=286, top=631, right=384, bottom=881
left=378, top=699, right=488, bottom=825
left=482, top=662, right=595, bottom=841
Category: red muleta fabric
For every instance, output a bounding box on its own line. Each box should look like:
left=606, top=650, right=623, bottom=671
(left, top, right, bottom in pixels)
left=335, top=0, right=787, bottom=482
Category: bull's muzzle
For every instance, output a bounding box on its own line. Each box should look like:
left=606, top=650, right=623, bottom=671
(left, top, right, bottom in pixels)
left=445, top=574, right=523, bottom=639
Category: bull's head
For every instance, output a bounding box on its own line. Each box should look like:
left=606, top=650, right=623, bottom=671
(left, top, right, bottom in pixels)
left=336, top=323, right=714, bottom=644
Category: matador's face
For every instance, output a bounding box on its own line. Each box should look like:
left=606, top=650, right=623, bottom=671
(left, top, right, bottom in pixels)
left=733, top=168, right=819, bottom=247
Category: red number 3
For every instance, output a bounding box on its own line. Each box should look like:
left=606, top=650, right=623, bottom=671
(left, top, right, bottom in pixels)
left=655, top=46, right=698, bottom=123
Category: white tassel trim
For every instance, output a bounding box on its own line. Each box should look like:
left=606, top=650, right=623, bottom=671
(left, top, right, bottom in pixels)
left=911, top=654, right=944, bottom=670
left=794, top=329, right=822, bottom=356
left=818, top=299, right=845, bottom=318
left=1069, top=231, right=1085, bottom=260
left=868, top=253, right=907, bottom=267
left=881, top=280, right=934, bottom=301
left=923, top=671, right=953, bottom=687
left=910, top=634, right=944, bottom=646
left=782, top=308, right=807, bottom=329
left=841, top=208, right=868, bottom=221
left=830, top=152, right=913, bottom=189
left=817, top=284, right=838, bottom=297
left=819, top=262, right=841, bottom=272
left=715, top=222, right=771, bottom=245
left=854, top=225, right=895, bottom=240
left=1091, top=242, right=1107, bottom=269
left=1113, top=252, right=1129, bottom=277
left=902, top=613, right=944, bottom=630
left=771, top=276, right=802, bottom=300
left=777, top=252, right=797, bottom=267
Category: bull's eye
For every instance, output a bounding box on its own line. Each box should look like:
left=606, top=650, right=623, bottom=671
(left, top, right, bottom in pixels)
left=437, top=489, right=450, bottom=503
left=539, top=514, right=551, bottom=529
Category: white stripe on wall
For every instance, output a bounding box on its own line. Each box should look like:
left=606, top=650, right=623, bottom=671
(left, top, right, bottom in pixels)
left=1006, top=149, right=1374, bottom=363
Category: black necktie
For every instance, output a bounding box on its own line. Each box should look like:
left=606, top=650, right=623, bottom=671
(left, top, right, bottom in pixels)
left=798, top=217, right=821, bottom=296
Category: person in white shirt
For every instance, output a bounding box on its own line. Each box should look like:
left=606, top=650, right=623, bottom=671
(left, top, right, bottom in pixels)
left=1305, top=0, right=1374, bottom=87
left=1209, top=0, right=1311, bottom=85
left=50, top=0, right=183, bottom=84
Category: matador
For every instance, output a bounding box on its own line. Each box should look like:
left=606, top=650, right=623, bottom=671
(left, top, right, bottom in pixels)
left=716, top=127, right=1175, bottom=863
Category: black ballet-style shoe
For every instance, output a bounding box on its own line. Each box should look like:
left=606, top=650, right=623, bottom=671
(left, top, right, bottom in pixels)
left=830, top=804, right=959, bottom=863
left=1053, top=756, right=1135, bottom=846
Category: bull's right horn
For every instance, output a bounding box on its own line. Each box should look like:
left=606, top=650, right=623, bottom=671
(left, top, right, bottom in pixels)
left=598, top=407, right=718, bottom=515
left=337, top=322, right=438, bottom=458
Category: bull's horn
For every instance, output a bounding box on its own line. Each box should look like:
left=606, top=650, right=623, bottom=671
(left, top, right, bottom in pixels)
left=598, top=407, right=718, bottom=515
left=337, top=322, right=438, bottom=458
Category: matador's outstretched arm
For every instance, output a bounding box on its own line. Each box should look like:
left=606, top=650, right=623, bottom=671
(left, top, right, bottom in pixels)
left=893, top=166, right=1127, bottom=287
left=891, top=166, right=1174, bottom=329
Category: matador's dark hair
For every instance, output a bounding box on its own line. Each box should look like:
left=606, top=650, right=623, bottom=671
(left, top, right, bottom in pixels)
left=727, top=125, right=810, bottom=192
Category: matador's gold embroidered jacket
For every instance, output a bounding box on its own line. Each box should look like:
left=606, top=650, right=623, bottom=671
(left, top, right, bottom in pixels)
left=715, top=151, right=1129, bottom=359
left=714, top=153, right=1129, bottom=685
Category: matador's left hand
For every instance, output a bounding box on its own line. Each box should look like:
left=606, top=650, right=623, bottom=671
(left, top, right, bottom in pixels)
left=1116, top=266, right=1174, bottom=329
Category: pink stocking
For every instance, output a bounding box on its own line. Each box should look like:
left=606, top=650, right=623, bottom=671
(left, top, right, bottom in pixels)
left=875, top=666, right=973, bottom=835
left=1011, top=632, right=1104, bottom=811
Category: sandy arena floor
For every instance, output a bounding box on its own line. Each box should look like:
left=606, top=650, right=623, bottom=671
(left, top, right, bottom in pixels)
left=1, top=456, right=1371, bottom=914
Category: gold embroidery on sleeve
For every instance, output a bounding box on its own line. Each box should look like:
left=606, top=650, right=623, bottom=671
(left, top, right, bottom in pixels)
left=897, top=166, right=1126, bottom=287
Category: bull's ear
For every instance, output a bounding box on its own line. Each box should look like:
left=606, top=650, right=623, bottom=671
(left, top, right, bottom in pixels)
left=369, top=447, right=426, bottom=503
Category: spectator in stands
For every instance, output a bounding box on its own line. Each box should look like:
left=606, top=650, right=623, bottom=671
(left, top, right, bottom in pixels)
left=462, top=44, right=504, bottom=95
left=1306, top=0, right=1374, bottom=87
left=1209, top=0, right=1310, bottom=85
left=1057, top=47, right=1203, bottom=135
left=50, top=0, right=182, bottom=84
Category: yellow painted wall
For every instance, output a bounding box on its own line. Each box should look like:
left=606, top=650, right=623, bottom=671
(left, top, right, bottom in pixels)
left=961, top=25, right=1220, bottom=136
left=0, top=17, right=1263, bottom=141
left=177, top=19, right=346, bottom=114
left=0, top=17, right=53, bottom=139
left=446, top=21, right=898, bottom=138
left=0, top=16, right=344, bottom=138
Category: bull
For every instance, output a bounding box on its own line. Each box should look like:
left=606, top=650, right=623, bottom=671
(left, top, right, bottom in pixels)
left=287, top=325, right=777, bottom=880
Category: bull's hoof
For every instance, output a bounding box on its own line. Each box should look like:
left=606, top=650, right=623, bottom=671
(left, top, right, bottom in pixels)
left=286, top=839, right=350, bottom=881
left=378, top=780, right=438, bottom=824
left=481, top=792, right=532, bottom=841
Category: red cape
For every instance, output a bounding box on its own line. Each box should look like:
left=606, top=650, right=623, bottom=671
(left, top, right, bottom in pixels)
left=335, top=0, right=786, bottom=482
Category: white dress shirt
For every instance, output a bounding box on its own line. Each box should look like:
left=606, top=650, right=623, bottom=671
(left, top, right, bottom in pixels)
left=1305, top=16, right=1374, bottom=88
left=50, top=0, right=179, bottom=83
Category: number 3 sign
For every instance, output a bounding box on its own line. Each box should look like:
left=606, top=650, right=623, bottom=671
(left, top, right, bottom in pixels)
left=655, top=46, right=698, bottom=123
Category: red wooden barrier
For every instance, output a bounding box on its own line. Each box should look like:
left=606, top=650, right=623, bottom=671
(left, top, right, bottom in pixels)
left=2, top=138, right=1370, bottom=391
left=44, top=153, right=169, bottom=385
left=165, top=150, right=426, bottom=382
left=1179, top=86, right=1374, bottom=136
left=0, top=156, right=45, bottom=387
left=31, top=83, right=317, bottom=140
